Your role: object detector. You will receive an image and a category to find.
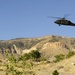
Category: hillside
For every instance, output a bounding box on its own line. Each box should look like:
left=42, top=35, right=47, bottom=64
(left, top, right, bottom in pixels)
left=0, top=35, right=75, bottom=75
left=0, top=35, right=75, bottom=59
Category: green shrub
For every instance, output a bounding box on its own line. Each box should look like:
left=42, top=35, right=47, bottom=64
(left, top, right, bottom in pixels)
left=19, top=53, right=30, bottom=61
left=5, top=52, right=35, bottom=75
left=66, top=51, right=75, bottom=58
left=52, top=70, right=59, bottom=75
left=19, top=50, right=41, bottom=61
left=54, top=54, right=65, bottom=62
left=54, top=51, right=75, bottom=63
left=29, top=50, right=41, bottom=60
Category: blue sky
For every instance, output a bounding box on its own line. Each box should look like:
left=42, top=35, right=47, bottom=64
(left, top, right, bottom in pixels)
left=0, top=0, right=75, bottom=40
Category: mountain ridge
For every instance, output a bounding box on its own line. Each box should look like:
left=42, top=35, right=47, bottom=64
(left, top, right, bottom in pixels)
left=0, top=35, right=75, bottom=60
left=1, top=35, right=75, bottom=75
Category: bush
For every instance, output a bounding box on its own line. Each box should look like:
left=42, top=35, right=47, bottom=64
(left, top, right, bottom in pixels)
left=54, top=54, right=65, bottom=62
left=29, top=50, right=41, bottom=60
left=19, top=53, right=30, bottom=61
left=66, top=51, right=75, bottom=58
left=54, top=51, right=75, bottom=63
left=5, top=52, right=35, bottom=75
left=19, top=50, right=41, bottom=61
left=52, top=70, right=59, bottom=75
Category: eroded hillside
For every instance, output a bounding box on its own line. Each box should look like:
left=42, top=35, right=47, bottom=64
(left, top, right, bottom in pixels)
left=0, top=35, right=75, bottom=59
left=0, top=35, right=75, bottom=75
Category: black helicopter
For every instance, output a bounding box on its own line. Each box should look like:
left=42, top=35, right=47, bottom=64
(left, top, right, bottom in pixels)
left=48, top=15, right=75, bottom=26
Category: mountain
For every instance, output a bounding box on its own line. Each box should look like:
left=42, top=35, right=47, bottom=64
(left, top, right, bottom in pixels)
left=1, top=35, right=75, bottom=75
left=0, top=35, right=75, bottom=60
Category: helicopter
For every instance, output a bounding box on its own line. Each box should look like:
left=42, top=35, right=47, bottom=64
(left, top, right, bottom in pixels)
left=48, top=15, right=75, bottom=26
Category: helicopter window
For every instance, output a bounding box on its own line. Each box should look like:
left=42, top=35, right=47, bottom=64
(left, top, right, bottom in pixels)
left=68, top=21, right=71, bottom=23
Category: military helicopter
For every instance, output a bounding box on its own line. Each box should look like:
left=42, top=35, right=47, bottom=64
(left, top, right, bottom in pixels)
left=48, top=15, right=75, bottom=26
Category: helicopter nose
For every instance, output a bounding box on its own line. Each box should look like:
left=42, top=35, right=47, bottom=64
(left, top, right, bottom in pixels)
left=54, top=21, right=57, bottom=23
left=54, top=20, right=58, bottom=24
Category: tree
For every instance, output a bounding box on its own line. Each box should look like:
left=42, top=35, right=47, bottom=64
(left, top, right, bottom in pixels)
left=29, top=50, right=41, bottom=60
left=19, top=50, right=41, bottom=61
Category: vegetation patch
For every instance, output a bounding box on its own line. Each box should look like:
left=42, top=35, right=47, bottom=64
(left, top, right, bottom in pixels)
left=66, top=51, right=75, bottom=58
left=4, top=50, right=41, bottom=75
left=54, top=54, right=65, bottom=63
left=19, top=50, right=41, bottom=61
left=52, top=70, right=59, bottom=75
left=54, top=51, right=75, bottom=63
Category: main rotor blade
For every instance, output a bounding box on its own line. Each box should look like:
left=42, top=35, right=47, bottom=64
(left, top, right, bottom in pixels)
left=64, top=14, right=70, bottom=18
left=47, top=16, right=62, bottom=19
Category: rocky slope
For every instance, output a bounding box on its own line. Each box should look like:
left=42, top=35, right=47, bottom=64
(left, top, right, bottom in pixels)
left=0, top=35, right=75, bottom=59
left=0, top=35, right=75, bottom=75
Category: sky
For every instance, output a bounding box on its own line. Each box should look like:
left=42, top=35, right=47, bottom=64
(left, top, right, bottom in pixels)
left=0, top=0, right=75, bottom=40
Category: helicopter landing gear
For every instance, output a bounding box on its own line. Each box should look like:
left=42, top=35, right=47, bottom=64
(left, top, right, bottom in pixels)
left=59, top=24, right=60, bottom=26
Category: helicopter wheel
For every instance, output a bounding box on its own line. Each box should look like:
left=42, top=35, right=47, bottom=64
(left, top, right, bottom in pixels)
left=59, top=24, right=60, bottom=26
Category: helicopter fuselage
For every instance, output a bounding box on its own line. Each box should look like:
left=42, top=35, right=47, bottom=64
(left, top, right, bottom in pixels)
left=54, top=19, right=75, bottom=26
